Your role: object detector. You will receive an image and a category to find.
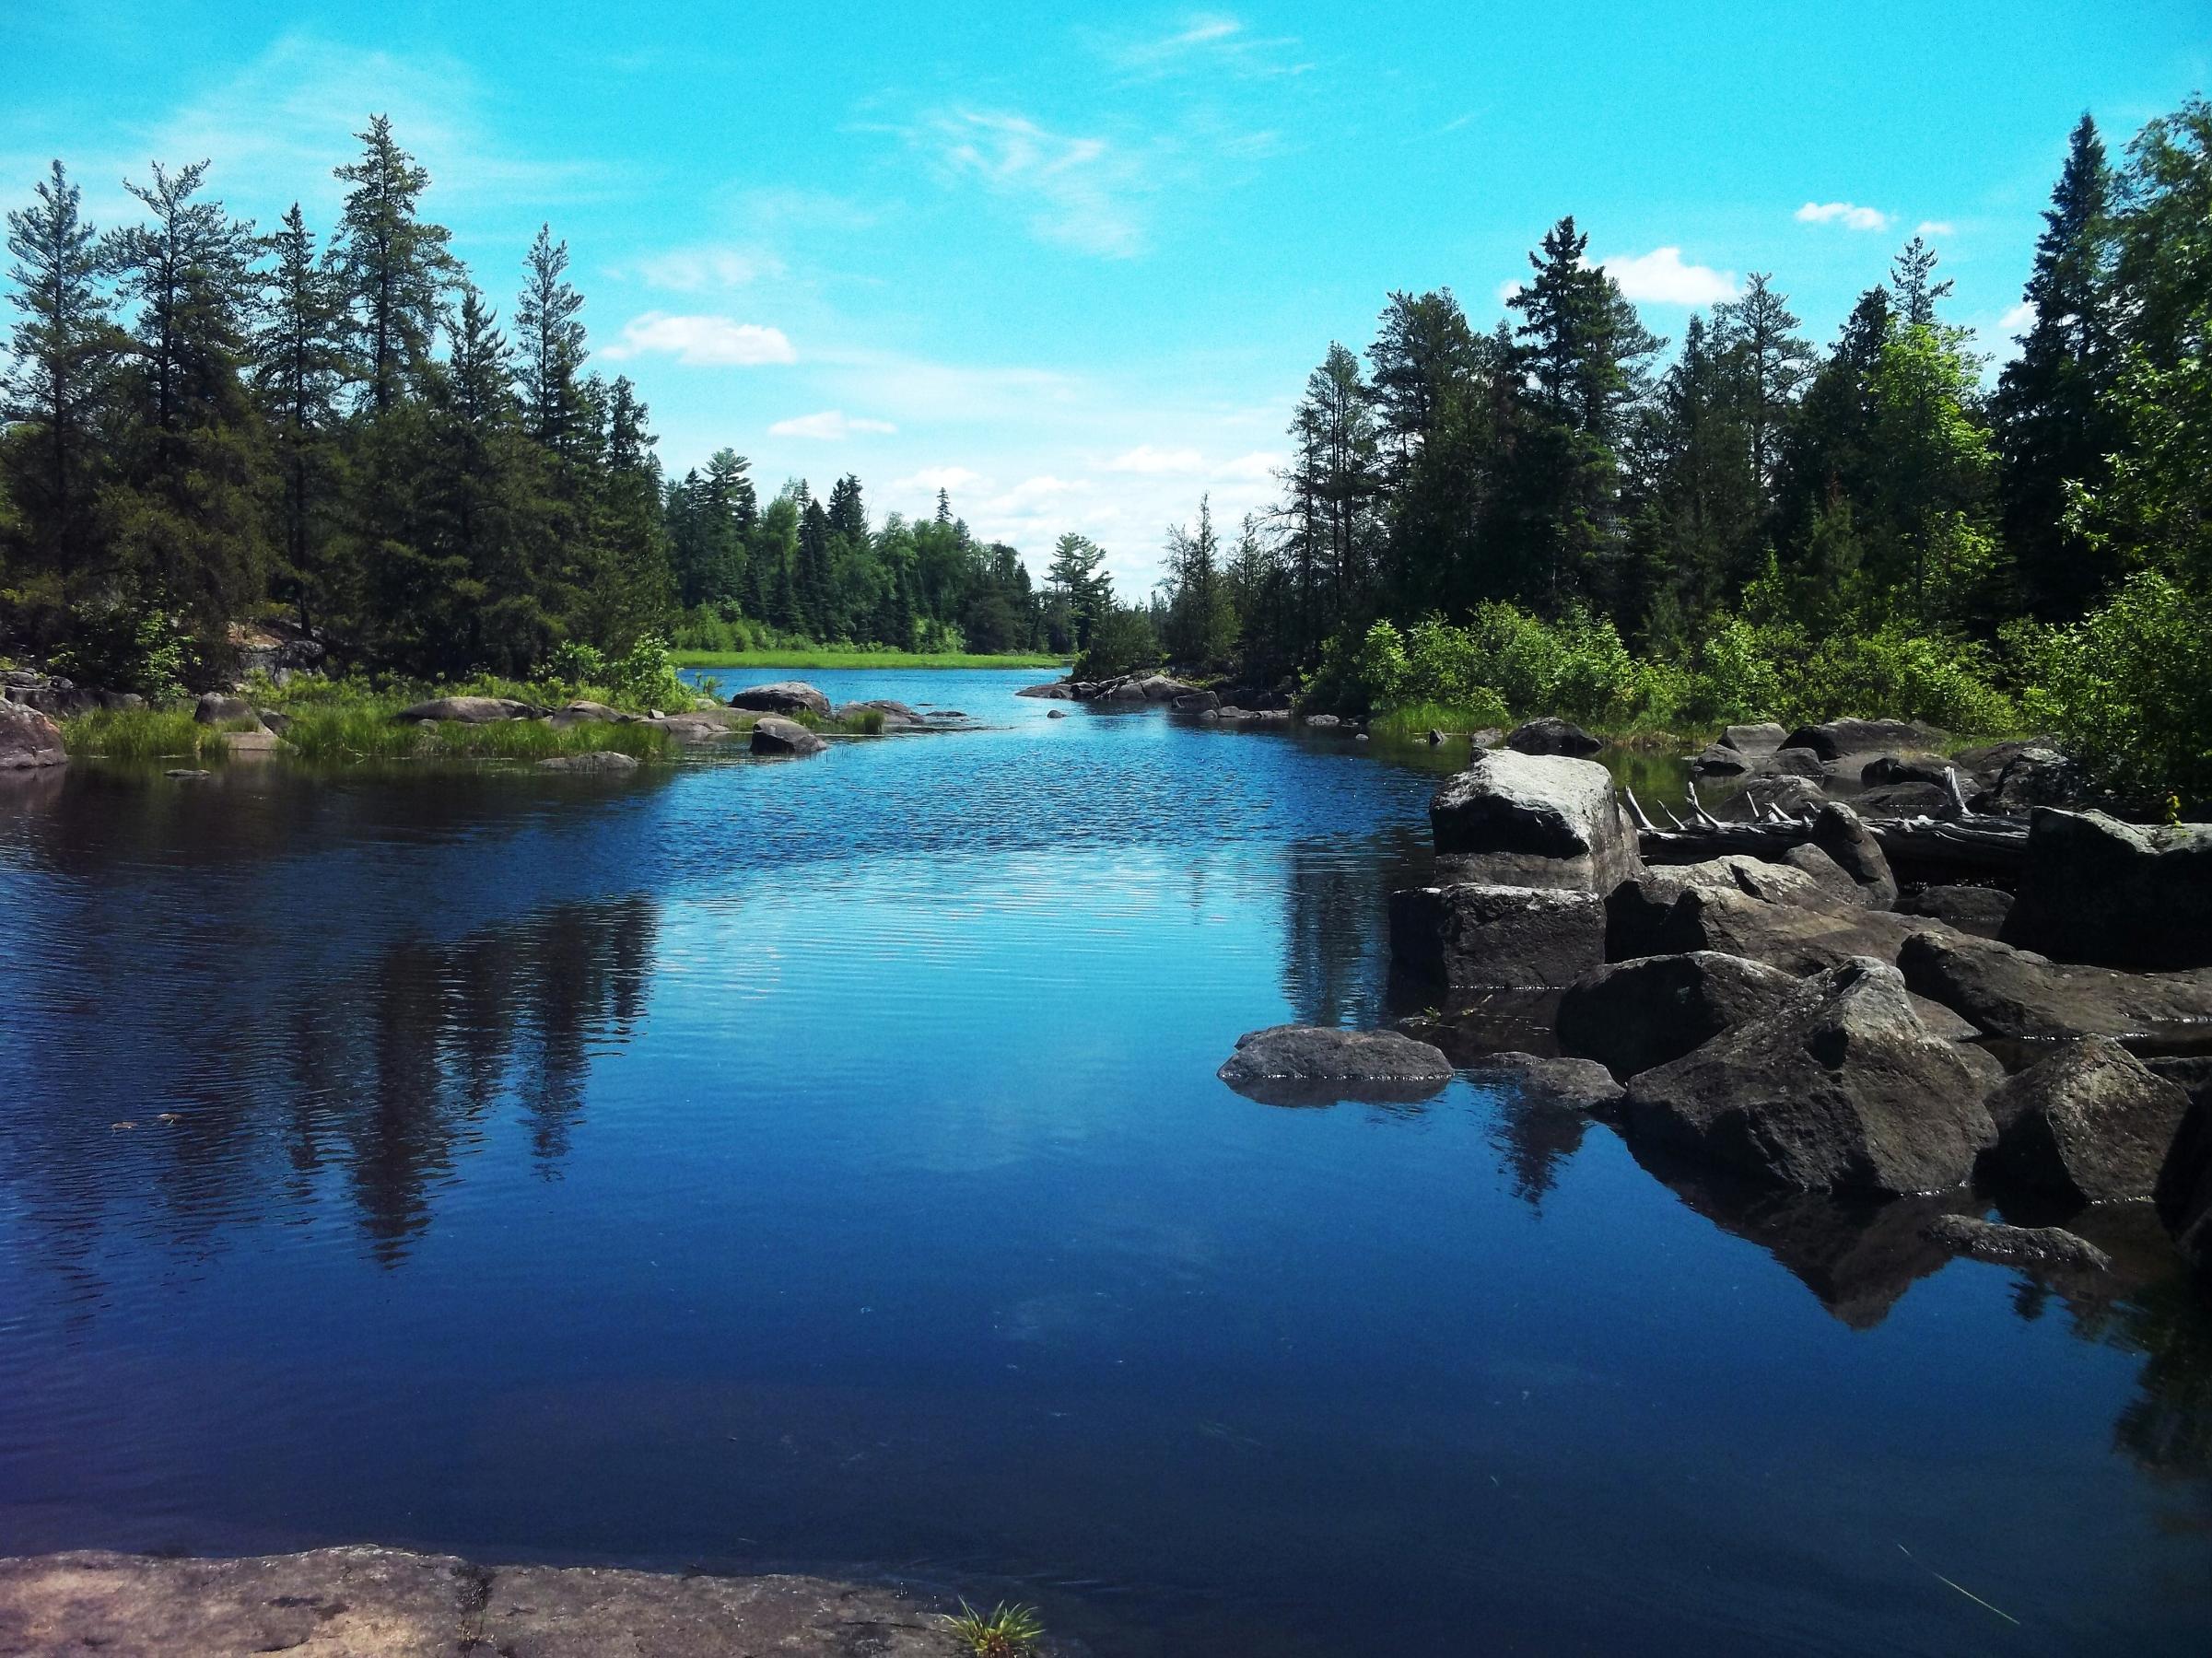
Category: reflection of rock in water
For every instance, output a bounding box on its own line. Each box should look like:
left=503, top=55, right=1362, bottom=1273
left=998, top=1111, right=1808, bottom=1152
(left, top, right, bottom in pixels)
left=1393, top=988, right=1564, bottom=1061
left=1280, top=829, right=1430, bottom=1028
left=1624, top=1138, right=1973, bottom=1328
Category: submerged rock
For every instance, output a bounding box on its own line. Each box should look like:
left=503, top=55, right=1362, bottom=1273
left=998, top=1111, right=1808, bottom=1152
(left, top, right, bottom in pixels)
left=1463, top=1051, right=1625, bottom=1115
left=727, top=680, right=831, bottom=718
left=749, top=717, right=826, bottom=757
left=1388, top=882, right=1607, bottom=991
left=1899, top=930, right=2212, bottom=1042
left=1428, top=750, right=1641, bottom=892
left=1923, top=1214, right=2113, bottom=1275
left=1504, top=716, right=1602, bottom=756
left=395, top=695, right=535, bottom=724
left=1217, top=1024, right=1453, bottom=1106
left=537, top=751, right=640, bottom=774
left=1621, top=958, right=1998, bottom=1195
left=2004, top=808, right=2212, bottom=972
left=1984, top=1037, right=2193, bottom=1204
left=1557, top=951, right=1808, bottom=1076
left=0, top=702, right=66, bottom=770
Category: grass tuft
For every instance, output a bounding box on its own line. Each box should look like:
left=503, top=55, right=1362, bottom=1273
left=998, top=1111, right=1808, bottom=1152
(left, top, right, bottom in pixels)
left=60, top=709, right=227, bottom=761
left=1367, top=701, right=1508, bottom=743
left=938, top=1601, right=1046, bottom=1657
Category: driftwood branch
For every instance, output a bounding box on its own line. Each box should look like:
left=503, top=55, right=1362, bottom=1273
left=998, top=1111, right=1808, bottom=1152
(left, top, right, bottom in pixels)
left=1620, top=786, right=1656, bottom=832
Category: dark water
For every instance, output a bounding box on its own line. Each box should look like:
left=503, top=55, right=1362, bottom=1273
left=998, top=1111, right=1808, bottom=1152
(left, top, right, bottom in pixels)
left=1, top=670, right=2206, bottom=1656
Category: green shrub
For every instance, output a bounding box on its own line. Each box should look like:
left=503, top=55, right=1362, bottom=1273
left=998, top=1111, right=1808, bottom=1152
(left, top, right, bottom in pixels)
left=1073, top=607, right=1163, bottom=680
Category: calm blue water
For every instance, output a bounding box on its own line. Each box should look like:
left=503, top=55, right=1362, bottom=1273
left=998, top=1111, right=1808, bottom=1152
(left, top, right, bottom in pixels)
left=0, top=669, right=2206, bottom=1656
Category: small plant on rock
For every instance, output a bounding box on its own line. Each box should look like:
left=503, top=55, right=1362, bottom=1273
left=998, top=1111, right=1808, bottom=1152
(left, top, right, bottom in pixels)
left=939, top=1599, right=1045, bottom=1657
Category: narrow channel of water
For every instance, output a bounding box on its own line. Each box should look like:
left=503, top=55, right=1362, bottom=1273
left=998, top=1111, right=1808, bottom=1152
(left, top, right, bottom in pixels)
left=0, top=668, right=2205, bottom=1655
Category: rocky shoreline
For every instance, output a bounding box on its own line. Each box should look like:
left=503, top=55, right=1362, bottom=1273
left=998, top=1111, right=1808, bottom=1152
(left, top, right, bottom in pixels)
left=0, top=1545, right=1090, bottom=1656
left=1217, top=737, right=2212, bottom=1290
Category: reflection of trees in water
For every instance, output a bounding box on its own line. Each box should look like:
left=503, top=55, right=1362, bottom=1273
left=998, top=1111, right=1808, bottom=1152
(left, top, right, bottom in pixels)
left=1278, top=828, right=1431, bottom=1028
left=1482, top=1096, right=1587, bottom=1211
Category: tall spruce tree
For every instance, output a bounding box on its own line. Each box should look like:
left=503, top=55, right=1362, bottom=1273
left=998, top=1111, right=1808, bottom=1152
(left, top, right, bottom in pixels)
left=332, top=115, right=452, bottom=411
left=516, top=223, right=588, bottom=456
left=255, top=204, right=351, bottom=633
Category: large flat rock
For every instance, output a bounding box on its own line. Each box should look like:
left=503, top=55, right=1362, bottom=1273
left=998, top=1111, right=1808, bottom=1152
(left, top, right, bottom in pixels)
left=1900, top=930, right=2212, bottom=1042
left=1428, top=749, right=1639, bottom=892
left=2004, top=808, right=2212, bottom=971
left=0, top=1547, right=1015, bottom=1656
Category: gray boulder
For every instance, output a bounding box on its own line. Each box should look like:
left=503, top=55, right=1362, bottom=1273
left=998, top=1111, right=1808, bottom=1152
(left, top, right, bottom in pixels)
left=1505, top=717, right=1602, bottom=756
left=2004, top=808, right=2212, bottom=971
left=1621, top=958, right=1998, bottom=1194
left=1172, top=690, right=1221, bottom=714
left=0, top=703, right=66, bottom=770
left=1720, top=722, right=1788, bottom=758
left=1859, top=752, right=1952, bottom=787
left=1621, top=881, right=1941, bottom=975
left=838, top=698, right=927, bottom=728
left=1217, top=1024, right=1453, bottom=1106
left=1429, top=750, right=1641, bottom=892
left=1388, top=882, right=1607, bottom=991
left=1923, top=1215, right=2112, bottom=1275
left=728, top=681, right=831, bottom=718
left=1046, top=707, right=1069, bottom=719
left=1558, top=951, right=1807, bottom=1075
left=749, top=716, right=826, bottom=757
left=1464, top=1052, right=1625, bottom=1115
left=546, top=699, right=627, bottom=727
left=193, top=692, right=263, bottom=729
left=1015, top=681, right=1077, bottom=699
left=1690, top=743, right=1751, bottom=776
left=1984, top=1036, right=2193, bottom=1203
left=1898, top=884, right=2013, bottom=938
left=1809, top=800, right=1899, bottom=908
left=1135, top=674, right=1198, bottom=701
left=1736, top=774, right=1828, bottom=818
left=1753, top=745, right=1829, bottom=781
left=1781, top=842, right=1868, bottom=906
left=395, top=695, right=534, bottom=723
left=1899, top=930, right=2212, bottom=1041
left=536, top=750, right=641, bottom=774
left=1855, top=781, right=1958, bottom=818
left=1784, top=718, right=1947, bottom=762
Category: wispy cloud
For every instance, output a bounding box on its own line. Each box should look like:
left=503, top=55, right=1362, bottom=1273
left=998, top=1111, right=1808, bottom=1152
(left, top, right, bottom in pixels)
left=1106, top=443, right=1205, bottom=474
left=1212, top=450, right=1282, bottom=481
left=2001, top=300, right=2036, bottom=333
left=620, top=246, right=785, bottom=291
left=892, top=466, right=984, bottom=495
left=921, top=109, right=1148, bottom=257
left=1093, top=14, right=1311, bottom=79
left=1915, top=218, right=1956, bottom=237
left=769, top=409, right=896, bottom=439
left=602, top=312, right=797, bottom=365
left=1598, top=246, right=1738, bottom=307
left=1796, top=200, right=1891, bottom=232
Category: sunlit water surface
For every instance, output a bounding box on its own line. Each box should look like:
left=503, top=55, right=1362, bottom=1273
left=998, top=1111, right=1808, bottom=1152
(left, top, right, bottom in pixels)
left=0, top=669, right=2206, bottom=1656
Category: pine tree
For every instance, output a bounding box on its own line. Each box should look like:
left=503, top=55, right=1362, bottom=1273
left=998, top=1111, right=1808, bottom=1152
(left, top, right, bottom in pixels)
left=1995, top=114, right=2122, bottom=617
left=1890, top=235, right=1954, bottom=328
left=1047, top=531, right=1109, bottom=651
left=1, top=159, right=118, bottom=581
left=254, top=204, right=350, bottom=632
left=1163, top=495, right=1235, bottom=666
left=1711, top=272, right=1813, bottom=501
left=516, top=223, right=588, bottom=456
left=332, top=115, right=453, bottom=411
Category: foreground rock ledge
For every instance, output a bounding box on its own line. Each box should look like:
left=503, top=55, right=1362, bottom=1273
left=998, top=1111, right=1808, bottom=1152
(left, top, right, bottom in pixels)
left=0, top=1546, right=1051, bottom=1656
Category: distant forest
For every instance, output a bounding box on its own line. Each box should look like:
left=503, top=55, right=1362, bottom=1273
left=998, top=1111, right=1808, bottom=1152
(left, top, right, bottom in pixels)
left=2, top=100, right=2208, bottom=788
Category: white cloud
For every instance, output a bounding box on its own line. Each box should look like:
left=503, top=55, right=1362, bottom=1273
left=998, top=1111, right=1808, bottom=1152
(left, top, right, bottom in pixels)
left=924, top=109, right=1148, bottom=257
left=2001, top=300, right=2037, bottom=333
left=1094, top=14, right=1310, bottom=78
left=1106, top=443, right=1205, bottom=474
left=1915, top=219, right=1956, bottom=238
left=768, top=410, right=896, bottom=439
left=892, top=466, right=983, bottom=494
left=1796, top=201, right=1891, bottom=232
left=1211, top=450, right=1282, bottom=481
left=602, top=312, right=796, bottom=366
left=1495, top=277, right=1525, bottom=304
left=1598, top=247, right=1738, bottom=307
left=985, top=475, right=1087, bottom=514
left=623, top=247, right=784, bottom=291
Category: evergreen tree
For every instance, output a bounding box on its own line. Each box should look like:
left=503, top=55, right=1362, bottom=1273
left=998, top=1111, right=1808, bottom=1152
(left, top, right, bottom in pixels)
left=1995, top=114, right=2123, bottom=617
left=516, top=223, right=588, bottom=456
left=1046, top=531, right=1109, bottom=651
left=1711, top=272, right=1813, bottom=501
left=255, top=204, right=351, bottom=633
left=1890, top=235, right=1954, bottom=328
left=1, top=159, right=118, bottom=584
left=1162, top=494, right=1236, bottom=666
left=332, top=115, right=453, bottom=411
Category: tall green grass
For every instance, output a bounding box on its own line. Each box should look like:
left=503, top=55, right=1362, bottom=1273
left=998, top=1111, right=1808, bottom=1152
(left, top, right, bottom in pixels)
left=282, top=704, right=680, bottom=763
left=1367, top=701, right=1510, bottom=743
left=60, top=709, right=226, bottom=761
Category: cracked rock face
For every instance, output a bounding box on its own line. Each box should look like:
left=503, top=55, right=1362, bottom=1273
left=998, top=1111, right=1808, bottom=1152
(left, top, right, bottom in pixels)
left=0, top=1547, right=1014, bottom=1656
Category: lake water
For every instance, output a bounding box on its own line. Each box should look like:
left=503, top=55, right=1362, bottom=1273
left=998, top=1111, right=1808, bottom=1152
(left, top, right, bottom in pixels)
left=1, top=668, right=2206, bottom=1656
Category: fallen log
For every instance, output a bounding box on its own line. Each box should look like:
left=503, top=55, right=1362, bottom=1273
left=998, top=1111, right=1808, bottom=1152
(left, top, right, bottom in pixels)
left=1635, top=802, right=2031, bottom=880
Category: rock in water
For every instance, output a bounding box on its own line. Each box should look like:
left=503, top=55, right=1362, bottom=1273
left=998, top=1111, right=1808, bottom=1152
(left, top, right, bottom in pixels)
left=1923, top=1215, right=2112, bottom=1274
left=537, top=751, right=640, bottom=773
left=1428, top=750, right=1641, bottom=892
left=1720, top=722, right=1788, bottom=758
left=2003, top=808, right=2212, bottom=971
left=394, top=695, right=535, bottom=723
left=1808, top=800, right=1899, bottom=908
left=1621, top=958, right=1998, bottom=1195
left=749, top=717, right=826, bottom=757
left=727, top=681, right=831, bottom=718
left=1783, top=718, right=1948, bottom=762
left=1464, top=1051, right=1626, bottom=1115
left=1557, top=951, right=1808, bottom=1075
left=1983, top=1036, right=2193, bottom=1204
left=1217, top=1024, right=1454, bottom=1106
left=0, top=703, right=66, bottom=770
left=1388, top=883, right=1607, bottom=990
left=1899, top=930, right=2212, bottom=1041
left=193, top=692, right=263, bottom=730
left=1504, top=717, right=1602, bottom=756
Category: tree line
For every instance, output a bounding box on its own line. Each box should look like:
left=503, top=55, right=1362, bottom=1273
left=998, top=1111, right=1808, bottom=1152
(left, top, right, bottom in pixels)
left=0, top=117, right=1052, bottom=693
left=1134, top=99, right=2211, bottom=795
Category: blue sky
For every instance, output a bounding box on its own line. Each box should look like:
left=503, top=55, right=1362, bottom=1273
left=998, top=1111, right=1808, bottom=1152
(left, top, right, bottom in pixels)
left=5, top=1, right=2206, bottom=589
